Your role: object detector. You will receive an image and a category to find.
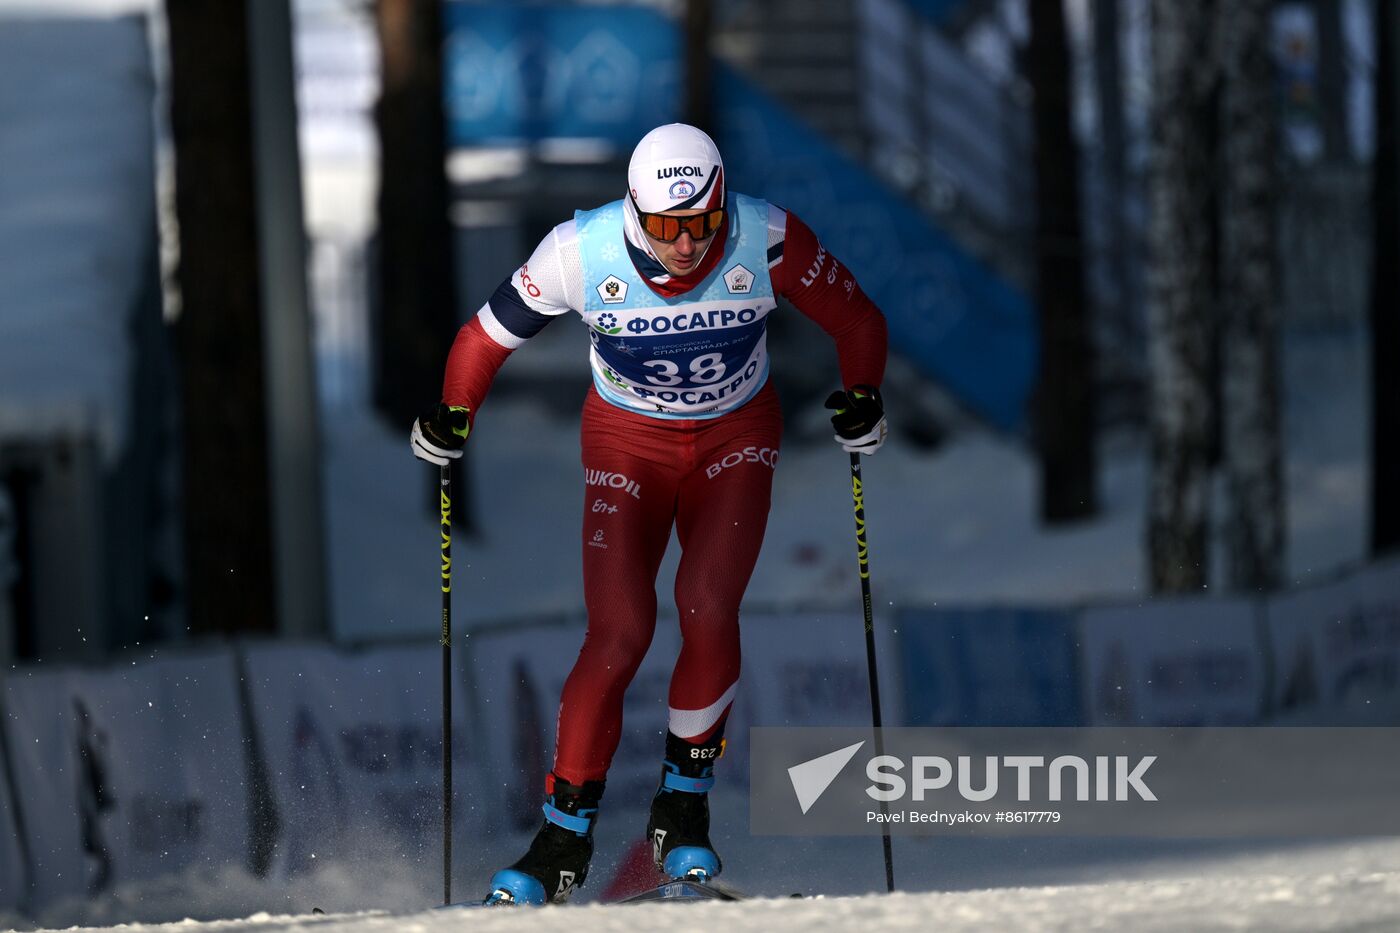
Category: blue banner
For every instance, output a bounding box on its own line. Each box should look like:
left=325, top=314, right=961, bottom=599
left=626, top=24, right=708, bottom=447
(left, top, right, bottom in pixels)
left=443, top=3, right=680, bottom=146
left=715, top=67, right=1035, bottom=429
left=896, top=607, right=1080, bottom=726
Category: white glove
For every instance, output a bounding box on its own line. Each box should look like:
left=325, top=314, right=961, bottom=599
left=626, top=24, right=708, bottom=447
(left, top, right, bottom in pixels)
left=835, top=416, right=888, bottom=455
left=825, top=386, right=888, bottom=455
left=410, top=404, right=470, bottom=466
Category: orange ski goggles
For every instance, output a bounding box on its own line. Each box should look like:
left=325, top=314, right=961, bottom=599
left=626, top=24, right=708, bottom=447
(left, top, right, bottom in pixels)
left=632, top=197, right=727, bottom=243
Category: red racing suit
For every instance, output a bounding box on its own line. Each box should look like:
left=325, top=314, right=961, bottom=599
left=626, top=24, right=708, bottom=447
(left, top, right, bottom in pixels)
left=441, top=202, right=887, bottom=783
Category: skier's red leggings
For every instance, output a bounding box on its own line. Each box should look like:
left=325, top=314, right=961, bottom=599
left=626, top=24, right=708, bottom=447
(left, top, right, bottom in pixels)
left=551, top=382, right=782, bottom=784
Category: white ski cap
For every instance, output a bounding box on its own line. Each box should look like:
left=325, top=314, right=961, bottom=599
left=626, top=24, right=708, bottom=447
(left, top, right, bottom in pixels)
left=627, top=123, right=725, bottom=214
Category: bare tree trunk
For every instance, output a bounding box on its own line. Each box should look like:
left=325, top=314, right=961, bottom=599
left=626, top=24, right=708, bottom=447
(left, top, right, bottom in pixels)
left=373, top=0, right=460, bottom=428
left=1308, top=0, right=1351, bottom=163
left=165, top=0, right=277, bottom=635
left=1147, top=0, right=1217, bottom=592
left=1221, top=0, right=1285, bottom=591
left=684, top=0, right=713, bottom=135
left=1373, top=0, right=1400, bottom=556
left=1093, top=0, right=1130, bottom=315
left=1029, top=0, right=1097, bottom=524
left=373, top=0, right=471, bottom=531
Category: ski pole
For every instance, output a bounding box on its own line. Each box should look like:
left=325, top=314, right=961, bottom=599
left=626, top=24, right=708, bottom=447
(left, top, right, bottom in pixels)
left=848, top=452, right=895, bottom=893
left=439, top=464, right=453, bottom=906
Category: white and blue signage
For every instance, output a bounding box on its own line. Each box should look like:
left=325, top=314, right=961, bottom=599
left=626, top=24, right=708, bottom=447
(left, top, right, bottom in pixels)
left=714, top=66, right=1035, bottom=430
left=444, top=4, right=681, bottom=146
left=897, top=607, right=1080, bottom=726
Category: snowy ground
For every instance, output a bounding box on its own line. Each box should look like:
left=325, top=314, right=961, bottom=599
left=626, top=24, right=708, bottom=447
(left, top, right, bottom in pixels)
left=5, top=837, right=1400, bottom=932
left=9, top=779, right=1400, bottom=932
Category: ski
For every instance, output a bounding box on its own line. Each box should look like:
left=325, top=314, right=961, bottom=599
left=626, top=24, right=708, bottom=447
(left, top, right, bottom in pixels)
left=312, top=877, right=750, bottom=919
left=615, top=877, right=747, bottom=904
left=436, top=880, right=745, bottom=910
left=437, top=899, right=496, bottom=911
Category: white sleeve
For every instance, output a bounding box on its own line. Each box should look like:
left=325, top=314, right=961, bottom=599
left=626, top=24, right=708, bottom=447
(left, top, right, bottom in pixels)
left=474, top=220, right=584, bottom=349
left=767, top=202, right=787, bottom=266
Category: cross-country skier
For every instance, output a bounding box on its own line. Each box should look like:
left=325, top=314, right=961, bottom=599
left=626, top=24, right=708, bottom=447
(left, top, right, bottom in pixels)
left=411, top=123, right=888, bottom=905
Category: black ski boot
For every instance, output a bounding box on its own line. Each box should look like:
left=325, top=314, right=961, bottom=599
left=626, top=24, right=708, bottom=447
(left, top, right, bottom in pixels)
left=647, top=731, right=723, bottom=882
left=485, top=773, right=605, bottom=905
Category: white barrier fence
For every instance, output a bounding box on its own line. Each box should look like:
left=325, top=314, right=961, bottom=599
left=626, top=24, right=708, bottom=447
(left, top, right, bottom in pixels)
left=1266, top=559, right=1400, bottom=718
left=241, top=642, right=485, bottom=881
left=2, top=668, right=84, bottom=907
left=0, top=724, right=24, bottom=909
left=0, top=556, right=1395, bottom=914
left=1078, top=598, right=1267, bottom=726
left=1, top=652, right=248, bottom=909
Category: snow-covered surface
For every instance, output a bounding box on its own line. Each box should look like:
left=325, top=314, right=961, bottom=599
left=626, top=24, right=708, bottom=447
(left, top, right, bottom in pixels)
left=4, top=836, right=1399, bottom=931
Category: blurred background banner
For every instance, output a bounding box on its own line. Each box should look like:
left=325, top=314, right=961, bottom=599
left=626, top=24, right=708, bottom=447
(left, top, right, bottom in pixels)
left=241, top=642, right=482, bottom=879
left=2, top=653, right=249, bottom=906
left=896, top=607, right=1079, bottom=727
left=1266, top=556, right=1400, bottom=718
left=1, top=670, right=87, bottom=907
left=737, top=610, right=904, bottom=734
left=66, top=654, right=250, bottom=890
left=443, top=4, right=681, bottom=146
left=715, top=65, right=1036, bottom=430
left=1078, top=599, right=1268, bottom=727
left=0, top=743, right=19, bottom=910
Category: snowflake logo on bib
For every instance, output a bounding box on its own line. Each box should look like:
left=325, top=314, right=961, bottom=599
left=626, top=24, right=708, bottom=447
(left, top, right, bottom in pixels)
left=600, top=242, right=621, bottom=262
